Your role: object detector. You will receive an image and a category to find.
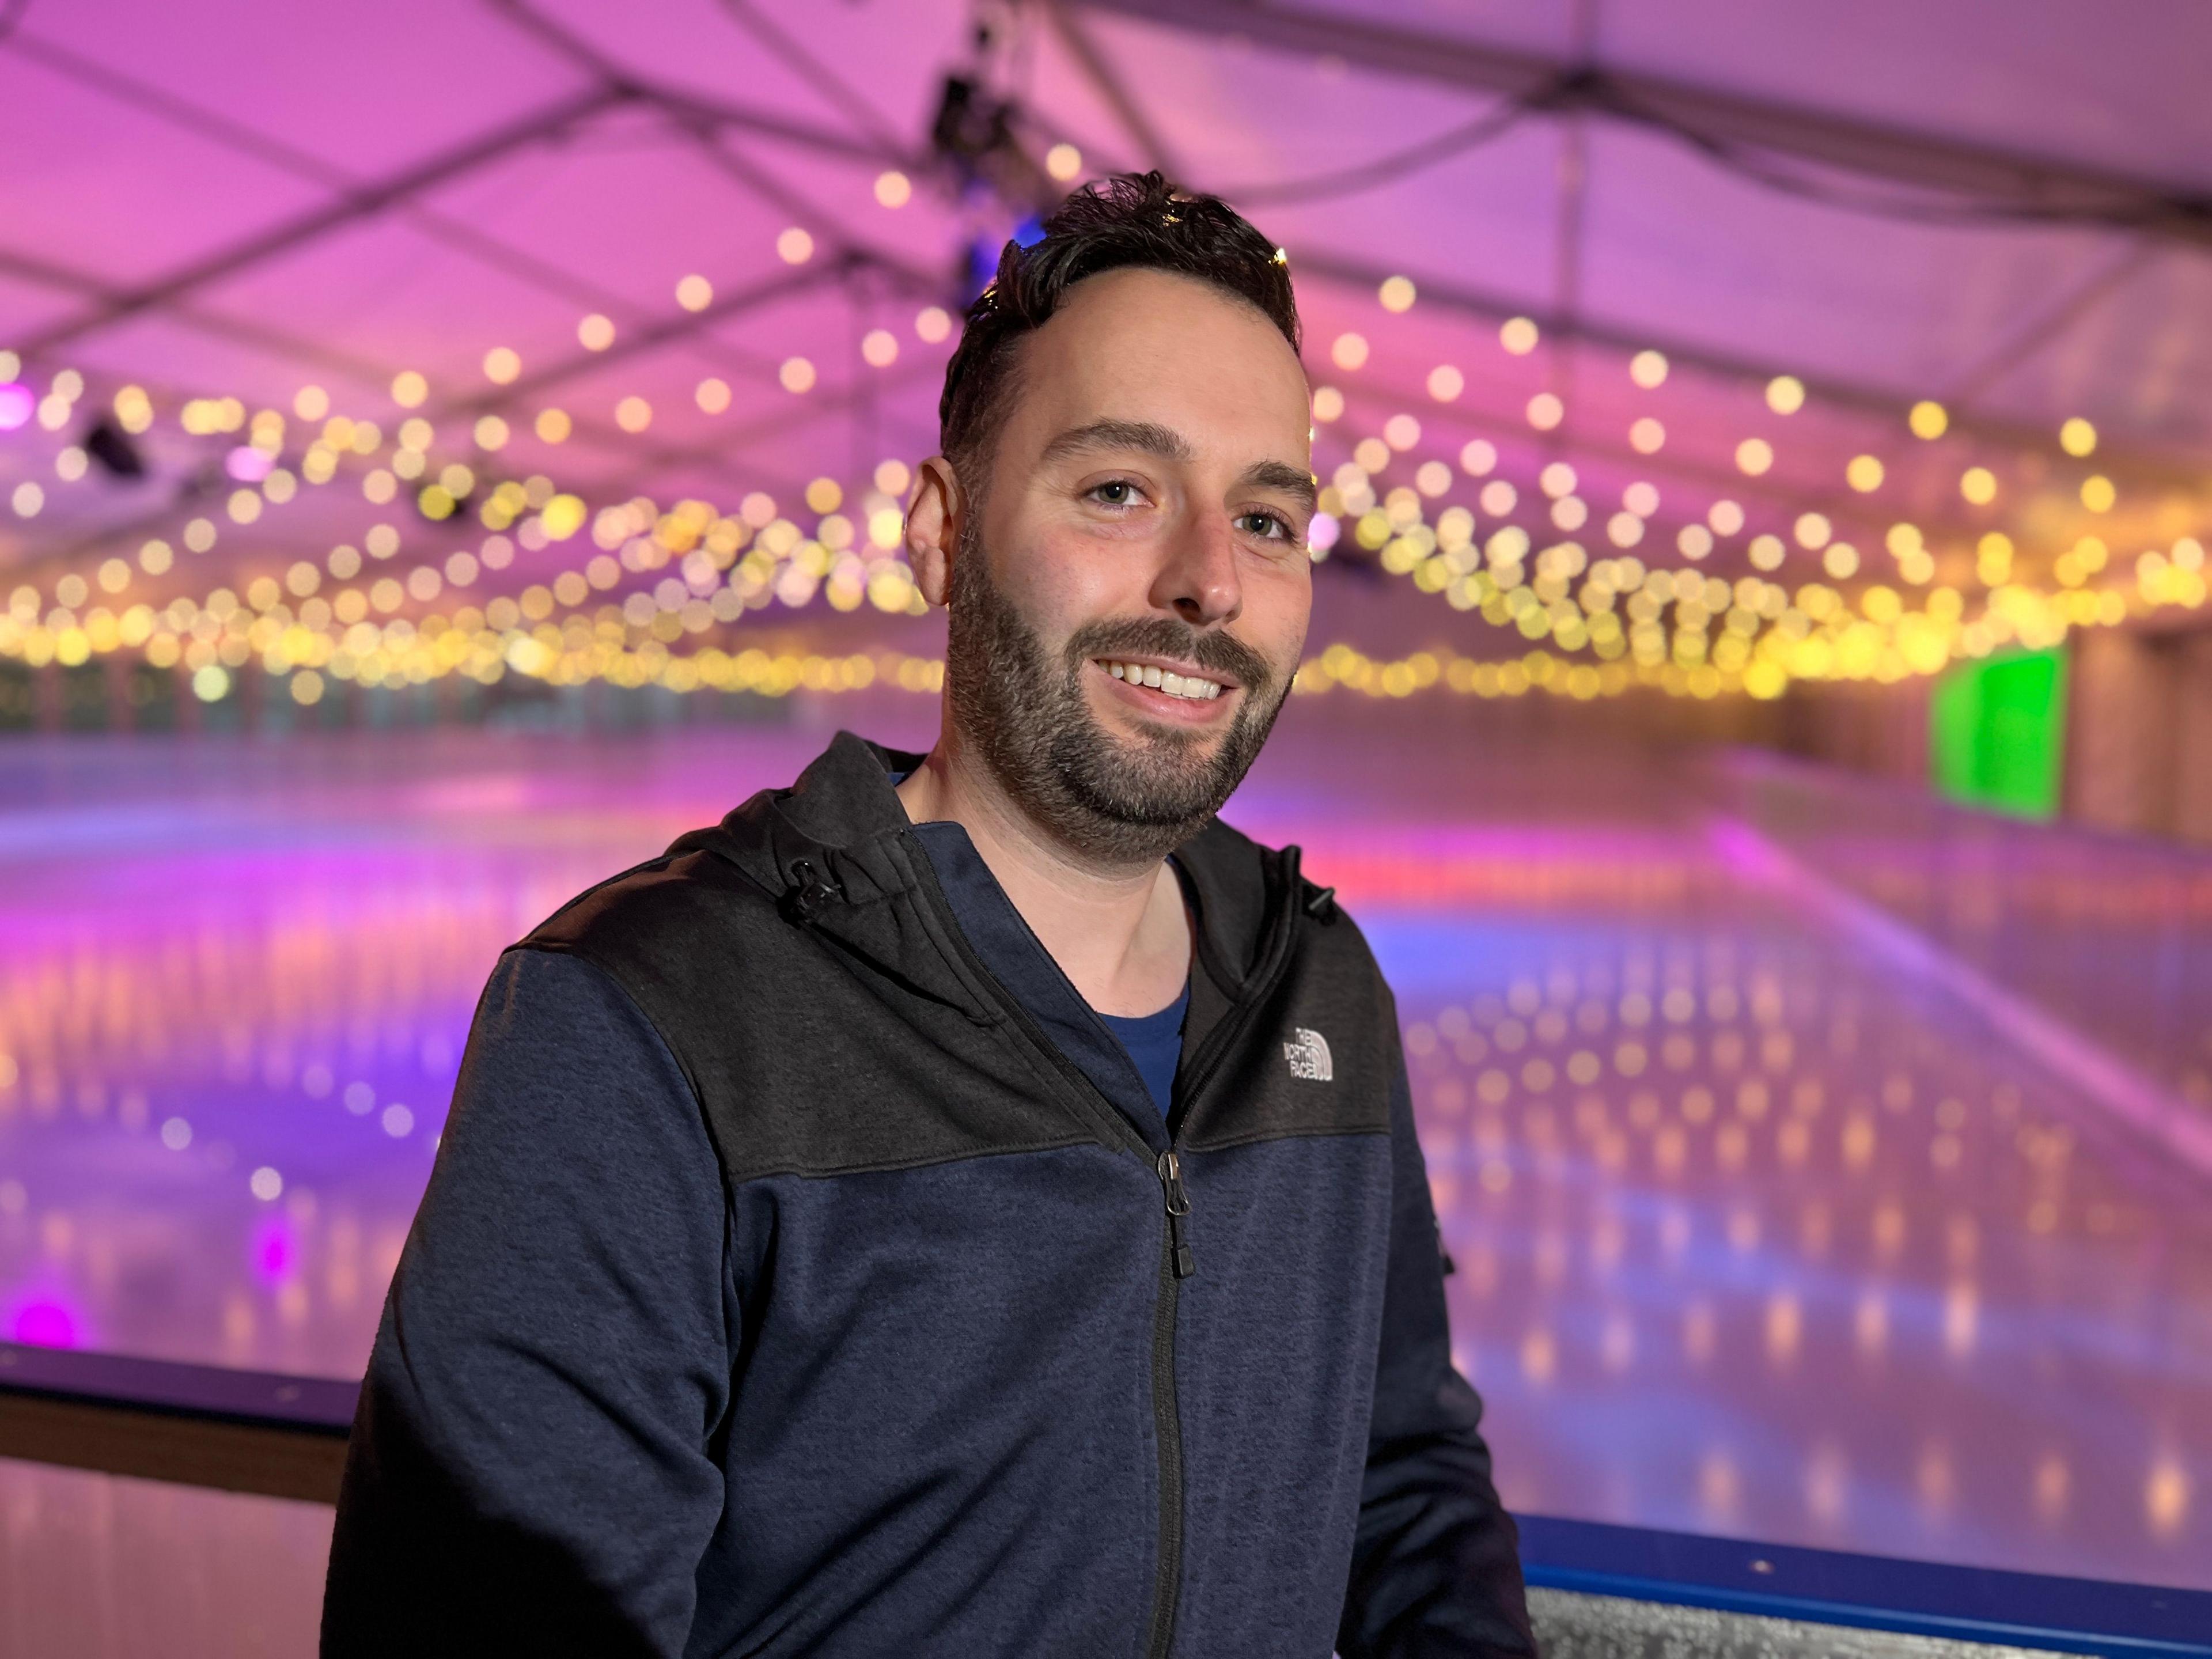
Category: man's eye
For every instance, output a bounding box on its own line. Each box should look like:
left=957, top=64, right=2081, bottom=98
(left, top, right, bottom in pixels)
left=1237, top=512, right=1289, bottom=540
left=1090, top=480, right=1138, bottom=506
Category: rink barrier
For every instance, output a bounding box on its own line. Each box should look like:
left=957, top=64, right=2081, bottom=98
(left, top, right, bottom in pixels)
left=4, top=1341, right=2210, bottom=1652
left=1520, top=1514, right=2212, bottom=1657
left=0, top=1340, right=355, bottom=1503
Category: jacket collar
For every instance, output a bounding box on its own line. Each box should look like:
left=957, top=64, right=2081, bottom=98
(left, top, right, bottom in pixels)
left=671, top=729, right=1288, bottom=996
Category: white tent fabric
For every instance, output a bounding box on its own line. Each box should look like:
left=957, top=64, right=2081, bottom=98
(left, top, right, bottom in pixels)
left=1, top=0, right=2206, bottom=676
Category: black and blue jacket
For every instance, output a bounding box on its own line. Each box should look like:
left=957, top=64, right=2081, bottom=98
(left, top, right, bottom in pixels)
left=323, top=732, right=1533, bottom=1657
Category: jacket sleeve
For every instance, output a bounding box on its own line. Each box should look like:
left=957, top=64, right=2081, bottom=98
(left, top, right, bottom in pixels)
left=321, top=948, right=735, bottom=1659
left=1337, top=1035, right=1537, bottom=1658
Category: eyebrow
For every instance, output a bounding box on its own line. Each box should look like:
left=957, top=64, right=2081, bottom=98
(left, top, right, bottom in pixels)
left=1039, top=418, right=1194, bottom=465
left=1240, top=459, right=1319, bottom=512
left=1040, top=419, right=1317, bottom=512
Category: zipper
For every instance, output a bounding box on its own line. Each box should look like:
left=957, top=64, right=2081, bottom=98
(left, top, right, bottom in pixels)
left=1158, top=1151, right=1194, bottom=1280
left=893, top=835, right=1305, bottom=1659
left=1138, top=850, right=1306, bottom=1659
left=1144, top=1158, right=1188, bottom=1659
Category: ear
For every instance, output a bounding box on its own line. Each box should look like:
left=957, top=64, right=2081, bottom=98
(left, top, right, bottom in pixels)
left=905, top=456, right=965, bottom=609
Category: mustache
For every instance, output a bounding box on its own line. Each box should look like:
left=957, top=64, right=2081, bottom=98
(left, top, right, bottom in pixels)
left=1062, top=616, right=1275, bottom=694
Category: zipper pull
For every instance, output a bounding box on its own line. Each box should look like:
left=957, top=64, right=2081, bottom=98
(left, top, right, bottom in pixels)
left=782, top=858, right=838, bottom=923
left=1157, top=1150, right=1195, bottom=1279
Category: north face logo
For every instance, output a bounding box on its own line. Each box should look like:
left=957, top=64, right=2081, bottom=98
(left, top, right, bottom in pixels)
left=1283, top=1027, right=1333, bottom=1082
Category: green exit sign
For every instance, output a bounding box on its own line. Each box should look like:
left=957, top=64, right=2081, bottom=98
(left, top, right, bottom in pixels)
left=1929, top=648, right=2067, bottom=819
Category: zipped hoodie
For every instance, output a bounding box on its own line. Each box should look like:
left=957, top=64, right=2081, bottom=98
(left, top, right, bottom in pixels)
left=323, top=731, right=1535, bottom=1658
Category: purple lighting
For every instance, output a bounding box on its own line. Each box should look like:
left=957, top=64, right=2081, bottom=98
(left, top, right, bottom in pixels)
left=2, top=725, right=2207, bottom=1590
left=7, top=1294, right=83, bottom=1350
left=225, top=444, right=273, bottom=482
left=0, top=1, right=2208, bottom=1645
left=251, top=1216, right=296, bottom=1286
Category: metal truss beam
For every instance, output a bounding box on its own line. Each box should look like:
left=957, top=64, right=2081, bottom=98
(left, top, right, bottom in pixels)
left=1039, top=0, right=1183, bottom=179
left=14, top=85, right=632, bottom=359
left=429, top=251, right=933, bottom=429
left=1286, top=248, right=2205, bottom=490
left=0, top=24, right=839, bottom=374
left=1326, top=376, right=2002, bottom=560
left=1066, top=0, right=2212, bottom=248
left=0, top=245, right=396, bottom=388
left=548, top=353, right=943, bottom=510
left=714, top=0, right=910, bottom=156
left=482, top=0, right=914, bottom=167
left=20, top=258, right=929, bottom=573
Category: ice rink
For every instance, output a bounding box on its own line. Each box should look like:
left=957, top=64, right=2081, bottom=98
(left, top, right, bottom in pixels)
left=2, top=713, right=2207, bottom=1652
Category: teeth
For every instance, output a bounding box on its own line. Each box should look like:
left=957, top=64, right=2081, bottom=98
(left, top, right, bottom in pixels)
left=1102, top=660, right=1224, bottom=701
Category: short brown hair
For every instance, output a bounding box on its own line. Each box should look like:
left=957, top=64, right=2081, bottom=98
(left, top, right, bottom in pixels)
left=937, top=172, right=1301, bottom=484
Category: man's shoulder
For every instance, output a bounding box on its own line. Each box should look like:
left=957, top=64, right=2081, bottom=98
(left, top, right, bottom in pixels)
left=520, top=835, right=780, bottom=967
left=1185, top=814, right=1391, bottom=998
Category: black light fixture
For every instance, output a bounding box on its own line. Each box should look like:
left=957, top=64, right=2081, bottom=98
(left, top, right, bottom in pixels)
left=929, top=74, right=1013, bottom=185
left=82, top=416, right=146, bottom=479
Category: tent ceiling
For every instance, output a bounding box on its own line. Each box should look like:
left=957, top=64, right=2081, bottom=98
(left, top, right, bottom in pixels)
left=1, top=0, right=2206, bottom=622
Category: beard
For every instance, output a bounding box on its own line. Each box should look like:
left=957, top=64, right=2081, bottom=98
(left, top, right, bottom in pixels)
left=945, top=528, right=1293, bottom=866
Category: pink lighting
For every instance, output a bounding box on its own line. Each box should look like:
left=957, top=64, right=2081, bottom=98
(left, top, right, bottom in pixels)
left=251, top=1217, right=296, bottom=1285
left=7, top=1295, right=82, bottom=1349
left=0, top=5, right=2208, bottom=1643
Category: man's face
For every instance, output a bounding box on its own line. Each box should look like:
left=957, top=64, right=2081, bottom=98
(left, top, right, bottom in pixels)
left=942, top=267, right=1315, bottom=863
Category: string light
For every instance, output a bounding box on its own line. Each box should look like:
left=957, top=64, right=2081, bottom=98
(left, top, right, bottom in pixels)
left=5, top=313, right=2196, bottom=726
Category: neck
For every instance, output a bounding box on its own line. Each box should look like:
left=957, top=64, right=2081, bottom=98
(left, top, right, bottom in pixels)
left=895, top=721, right=1191, bottom=1018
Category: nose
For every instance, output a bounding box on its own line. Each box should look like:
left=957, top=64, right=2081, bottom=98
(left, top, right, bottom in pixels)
left=1149, top=508, right=1243, bottom=630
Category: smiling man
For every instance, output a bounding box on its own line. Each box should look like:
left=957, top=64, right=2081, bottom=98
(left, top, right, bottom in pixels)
left=323, top=173, right=1533, bottom=1659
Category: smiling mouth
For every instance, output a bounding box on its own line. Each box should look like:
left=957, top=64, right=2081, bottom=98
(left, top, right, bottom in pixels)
left=1097, top=658, right=1230, bottom=702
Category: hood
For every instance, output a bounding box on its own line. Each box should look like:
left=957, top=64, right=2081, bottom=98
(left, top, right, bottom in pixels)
left=667, top=729, right=1301, bottom=999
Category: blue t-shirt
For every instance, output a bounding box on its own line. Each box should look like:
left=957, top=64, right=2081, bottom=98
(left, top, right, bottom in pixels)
left=893, top=770, right=1191, bottom=1122
left=1100, top=981, right=1191, bottom=1119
